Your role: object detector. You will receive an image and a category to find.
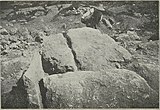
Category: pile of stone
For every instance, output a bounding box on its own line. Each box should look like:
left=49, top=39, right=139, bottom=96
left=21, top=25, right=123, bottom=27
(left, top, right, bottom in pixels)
left=1, top=27, right=158, bottom=108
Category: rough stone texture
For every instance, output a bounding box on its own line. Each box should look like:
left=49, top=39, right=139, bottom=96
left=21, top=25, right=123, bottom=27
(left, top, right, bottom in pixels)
left=1, top=56, right=31, bottom=94
left=126, top=40, right=159, bottom=65
left=43, top=69, right=158, bottom=108
left=1, top=51, right=46, bottom=108
left=126, top=62, right=159, bottom=93
left=135, top=41, right=159, bottom=58
left=116, top=31, right=140, bottom=42
left=66, top=27, right=132, bottom=71
left=114, top=15, right=148, bottom=32
left=0, top=28, right=9, bottom=35
left=42, top=33, right=77, bottom=74
left=108, top=5, right=129, bottom=14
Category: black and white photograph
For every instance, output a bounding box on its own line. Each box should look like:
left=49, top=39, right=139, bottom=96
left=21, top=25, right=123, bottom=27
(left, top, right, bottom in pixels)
left=0, top=0, right=159, bottom=109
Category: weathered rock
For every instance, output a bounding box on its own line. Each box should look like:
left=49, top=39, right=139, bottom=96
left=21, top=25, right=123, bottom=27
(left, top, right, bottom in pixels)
left=1, top=56, right=31, bottom=94
left=42, top=69, right=159, bottom=108
left=1, top=54, right=32, bottom=108
left=126, top=40, right=159, bottom=65
left=9, top=35, right=19, bottom=43
left=1, top=50, right=9, bottom=55
left=35, top=32, right=45, bottom=43
left=116, top=31, right=140, bottom=42
left=9, top=41, right=20, bottom=49
left=17, top=27, right=33, bottom=42
left=0, top=25, right=3, bottom=29
left=66, top=27, right=132, bottom=71
left=9, top=27, right=18, bottom=35
left=115, top=15, right=146, bottom=32
left=18, top=51, right=46, bottom=108
left=121, top=41, right=141, bottom=54
left=42, top=33, right=77, bottom=74
left=126, top=62, right=159, bottom=93
left=108, top=5, right=129, bottom=14
left=1, top=51, right=46, bottom=108
left=0, top=28, right=9, bottom=35
left=135, top=41, right=159, bottom=58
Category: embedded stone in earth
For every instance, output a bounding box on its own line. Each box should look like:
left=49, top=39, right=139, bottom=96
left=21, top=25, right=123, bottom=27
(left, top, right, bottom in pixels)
left=127, top=62, right=159, bottom=93
left=1, top=51, right=46, bottom=108
left=0, top=28, right=9, bottom=35
left=67, top=27, right=132, bottom=71
left=42, top=33, right=77, bottom=74
left=42, top=69, right=158, bottom=108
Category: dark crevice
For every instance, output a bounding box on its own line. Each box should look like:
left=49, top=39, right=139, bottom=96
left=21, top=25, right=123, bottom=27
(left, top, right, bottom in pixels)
left=39, top=79, right=47, bottom=108
left=2, top=72, right=29, bottom=108
left=62, top=32, right=82, bottom=70
left=41, top=54, right=74, bottom=75
left=41, top=54, right=54, bottom=75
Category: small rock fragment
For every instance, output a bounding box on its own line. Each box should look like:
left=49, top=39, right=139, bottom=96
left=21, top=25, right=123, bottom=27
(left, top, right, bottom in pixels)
left=0, top=28, right=8, bottom=35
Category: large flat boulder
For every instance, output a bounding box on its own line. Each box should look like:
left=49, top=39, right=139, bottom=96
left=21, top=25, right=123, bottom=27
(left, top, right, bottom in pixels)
left=66, top=27, right=132, bottom=71
left=42, top=69, right=158, bottom=108
left=42, top=33, right=77, bottom=74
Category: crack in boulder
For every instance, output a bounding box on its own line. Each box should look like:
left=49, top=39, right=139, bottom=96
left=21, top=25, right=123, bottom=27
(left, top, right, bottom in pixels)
left=39, top=79, right=47, bottom=108
left=41, top=33, right=77, bottom=74
left=62, top=32, right=82, bottom=70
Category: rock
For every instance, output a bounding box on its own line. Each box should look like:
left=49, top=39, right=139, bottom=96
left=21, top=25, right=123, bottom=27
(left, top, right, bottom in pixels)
left=42, top=69, right=159, bottom=108
left=0, top=34, right=4, bottom=40
left=34, top=32, right=45, bottom=43
left=8, top=23, right=14, bottom=27
left=0, top=25, right=3, bottom=29
left=148, top=33, right=159, bottom=41
left=1, top=56, right=31, bottom=94
left=31, top=16, right=37, bottom=19
left=136, top=41, right=158, bottom=58
left=116, top=31, right=140, bottom=42
left=1, top=51, right=46, bottom=108
left=43, top=26, right=51, bottom=36
left=35, top=11, right=45, bottom=16
left=127, top=31, right=140, bottom=40
left=9, top=27, right=18, bottom=35
left=10, top=20, right=16, bottom=23
left=126, top=62, right=159, bottom=93
left=42, top=33, right=77, bottom=74
left=108, top=5, right=128, bottom=14
left=0, top=44, right=3, bottom=50
left=9, top=42, right=20, bottom=49
left=1, top=50, right=8, bottom=55
left=0, top=28, right=9, bottom=35
left=115, top=15, right=144, bottom=32
left=134, top=12, right=142, bottom=17
left=17, top=27, right=28, bottom=36
left=9, top=35, right=19, bottom=43
left=66, top=27, right=132, bottom=71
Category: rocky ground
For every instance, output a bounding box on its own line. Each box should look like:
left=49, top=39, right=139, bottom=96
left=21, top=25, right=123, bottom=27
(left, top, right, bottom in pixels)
left=0, top=1, right=159, bottom=108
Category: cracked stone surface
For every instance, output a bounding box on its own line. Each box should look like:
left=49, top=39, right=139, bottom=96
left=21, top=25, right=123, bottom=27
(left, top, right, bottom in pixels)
left=127, top=62, right=159, bottom=93
left=1, top=51, right=46, bottom=108
left=42, top=69, right=158, bottom=108
left=0, top=1, right=159, bottom=109
left=67, top=27, right=132, bottom=71
left=1, top=56, right=31, bottom=94
left=42, top=33, right=77, bottom=74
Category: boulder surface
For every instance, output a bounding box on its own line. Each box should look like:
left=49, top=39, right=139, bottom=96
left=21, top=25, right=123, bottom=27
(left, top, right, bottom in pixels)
left=66, top=27, right=132, bottom=71
left=42, top=33, right=77, bottom=74
left=42, top=69, right=158, bottom=108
